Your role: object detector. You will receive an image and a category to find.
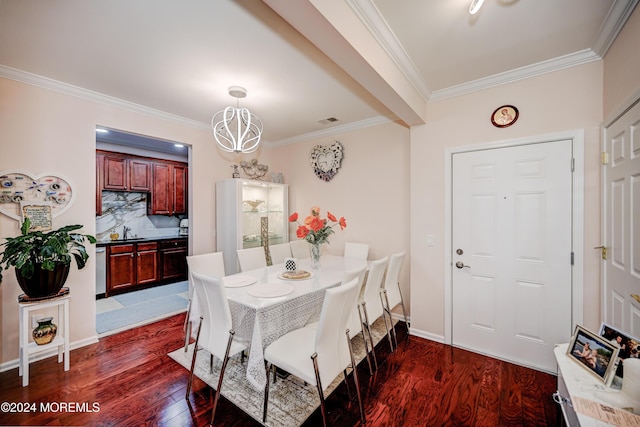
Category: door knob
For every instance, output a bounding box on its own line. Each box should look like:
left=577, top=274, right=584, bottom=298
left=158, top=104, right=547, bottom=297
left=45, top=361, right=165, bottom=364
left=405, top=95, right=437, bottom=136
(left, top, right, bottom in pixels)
left=455, top=261, right=470, bottom=269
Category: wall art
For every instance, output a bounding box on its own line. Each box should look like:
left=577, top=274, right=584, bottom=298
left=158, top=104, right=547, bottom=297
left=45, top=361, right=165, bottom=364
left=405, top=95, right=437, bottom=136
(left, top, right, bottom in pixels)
left=0, top=171, right=75, bottom=221
left=309, top=141, right=343, bottom=182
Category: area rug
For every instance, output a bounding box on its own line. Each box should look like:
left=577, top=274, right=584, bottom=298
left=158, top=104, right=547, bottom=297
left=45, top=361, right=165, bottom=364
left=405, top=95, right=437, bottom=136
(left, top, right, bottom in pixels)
left=97, top=281, right=189, bottom=335
left=169, top=317, right=396, bottom=426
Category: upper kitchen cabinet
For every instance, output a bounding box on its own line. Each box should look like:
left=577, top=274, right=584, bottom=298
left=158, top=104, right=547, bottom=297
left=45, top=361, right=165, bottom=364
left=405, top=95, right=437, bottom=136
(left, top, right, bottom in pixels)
left=100, top=151, right=151, bottom=192
left=96, top=150, right=188, bottom=217
left=149, top=161, right=187, bottom=216
left=216, top=179, right=289, bottom=274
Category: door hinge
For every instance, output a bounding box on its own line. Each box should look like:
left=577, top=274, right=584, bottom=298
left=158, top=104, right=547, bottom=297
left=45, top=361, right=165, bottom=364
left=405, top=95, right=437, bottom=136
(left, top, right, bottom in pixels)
left=571, top=158, right=575, bottom=172
left=571, top=252, right=574, bottom=265
left=601, top=152, right=609, bottom=165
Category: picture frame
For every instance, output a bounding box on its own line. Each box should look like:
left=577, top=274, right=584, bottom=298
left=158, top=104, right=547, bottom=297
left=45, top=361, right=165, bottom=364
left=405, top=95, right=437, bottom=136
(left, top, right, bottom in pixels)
left=20, top=201, right=53, bottom=232
left=599, top=322, right=640, bottom=379
left=491, top=105, right=519, bottom=128
left=567, top=325, right=620, bottom=386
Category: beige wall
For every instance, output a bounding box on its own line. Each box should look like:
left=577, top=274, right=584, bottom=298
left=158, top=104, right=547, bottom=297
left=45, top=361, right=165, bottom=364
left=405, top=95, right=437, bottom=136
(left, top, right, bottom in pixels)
left=603, top=5, right=640, bottom=121
left=269, top=122, right=411, bottom=297
left=409, top=62, right=604, bottom=340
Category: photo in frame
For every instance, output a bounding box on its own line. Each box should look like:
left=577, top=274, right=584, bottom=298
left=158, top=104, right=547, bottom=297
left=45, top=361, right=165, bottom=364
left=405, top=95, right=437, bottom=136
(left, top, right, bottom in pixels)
left=567, top=325, right=620, bottom=386
left=599, top=322, right=640, bottom=379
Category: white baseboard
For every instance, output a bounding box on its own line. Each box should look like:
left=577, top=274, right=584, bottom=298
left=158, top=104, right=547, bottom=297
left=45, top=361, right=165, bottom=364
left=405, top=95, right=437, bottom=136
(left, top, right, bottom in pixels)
left=0, top=335, right=99, bottom=373
left=408, top=326, right=445, bottom=344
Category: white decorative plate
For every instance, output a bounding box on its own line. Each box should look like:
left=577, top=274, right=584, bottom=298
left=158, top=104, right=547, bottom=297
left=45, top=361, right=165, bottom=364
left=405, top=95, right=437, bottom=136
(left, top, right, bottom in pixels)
left=223, top=275, right=258, bottom=288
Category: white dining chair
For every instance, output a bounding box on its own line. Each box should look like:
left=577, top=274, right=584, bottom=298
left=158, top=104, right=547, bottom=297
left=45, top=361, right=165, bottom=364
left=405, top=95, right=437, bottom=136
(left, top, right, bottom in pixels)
left=344, top=242, right=369, bottom=260
left=236, top=246, right=267, bottom=272
left=186, top=271, right=247, bottom=425
left=360, top=256, right=392, bottom=366
left=305, top=265, right=373, bottom=374
left=381, top=251, right=408, bottom=350
left=268, top=242, right=292, bottom=265
left=289, top=239, right=310, bottom=259
left=184, top=252, right=226, bottom=351
left=343, top=265, right=374, bottom=375
left=262, top=276, right=365, bottom=426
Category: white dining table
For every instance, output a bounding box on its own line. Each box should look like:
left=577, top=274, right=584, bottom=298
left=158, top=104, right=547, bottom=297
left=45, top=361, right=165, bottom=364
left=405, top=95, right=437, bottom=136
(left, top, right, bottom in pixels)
left=189, top=254, right=368, bottom=390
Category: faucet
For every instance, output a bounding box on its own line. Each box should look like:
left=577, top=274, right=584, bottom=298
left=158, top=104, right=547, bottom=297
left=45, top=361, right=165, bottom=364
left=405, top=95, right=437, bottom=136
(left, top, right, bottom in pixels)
left=123, top=226, right=131, bottom=240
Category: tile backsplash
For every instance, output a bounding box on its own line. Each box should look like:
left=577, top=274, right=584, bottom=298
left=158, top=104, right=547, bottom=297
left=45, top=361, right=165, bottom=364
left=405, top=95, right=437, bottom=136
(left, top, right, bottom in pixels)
left=96, top=191, right=183, bottom=242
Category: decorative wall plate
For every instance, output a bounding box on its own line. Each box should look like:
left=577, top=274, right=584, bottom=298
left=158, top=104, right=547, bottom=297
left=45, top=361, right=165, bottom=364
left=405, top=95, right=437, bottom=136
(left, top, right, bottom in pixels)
left=309, top=141, right=343, bottom=182
left=0, top=170, right=75, bottom=221
left=491, top=105, right=519, bottom=128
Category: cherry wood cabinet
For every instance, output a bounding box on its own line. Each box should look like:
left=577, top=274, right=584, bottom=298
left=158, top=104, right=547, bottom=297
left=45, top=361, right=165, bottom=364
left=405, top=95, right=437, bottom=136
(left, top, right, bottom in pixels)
left=104, top=238, right=186, bottom=296
left=106, top=243, right=136, bottom=295
left=106, top=242, right=159, bottom=296
left=96, top=150, right=187, bottom=217
left=149, top=162, right=187, bottom=216
left=159, top=239, right=187, bottom=281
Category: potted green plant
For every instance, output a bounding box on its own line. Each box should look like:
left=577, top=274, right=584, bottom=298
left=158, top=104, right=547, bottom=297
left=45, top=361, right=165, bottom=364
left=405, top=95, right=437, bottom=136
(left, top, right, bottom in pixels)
left=0, top=218, right=96, bottom=298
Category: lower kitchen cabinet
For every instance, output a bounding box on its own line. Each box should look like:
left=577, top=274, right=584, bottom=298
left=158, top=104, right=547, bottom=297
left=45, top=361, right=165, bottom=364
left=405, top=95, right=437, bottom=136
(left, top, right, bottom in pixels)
left=105, top=238, right=186, bottom=297
left=160, top=239, right=187, bottom=281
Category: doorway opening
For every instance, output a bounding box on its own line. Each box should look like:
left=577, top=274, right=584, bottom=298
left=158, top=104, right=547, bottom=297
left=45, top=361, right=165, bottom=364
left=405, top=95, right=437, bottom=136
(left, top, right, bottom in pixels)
left=95, top=127, right=192, bottom=335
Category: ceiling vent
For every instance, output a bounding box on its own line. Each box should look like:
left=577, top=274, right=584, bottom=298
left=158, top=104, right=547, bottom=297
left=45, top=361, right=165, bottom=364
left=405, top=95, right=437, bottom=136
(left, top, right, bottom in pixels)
left=317, top=117, right=339, bottom=125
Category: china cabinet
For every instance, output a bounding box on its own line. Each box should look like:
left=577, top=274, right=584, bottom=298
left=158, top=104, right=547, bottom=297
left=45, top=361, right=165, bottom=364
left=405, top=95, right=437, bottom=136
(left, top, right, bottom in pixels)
left=216, top=179, right=288, bottom=274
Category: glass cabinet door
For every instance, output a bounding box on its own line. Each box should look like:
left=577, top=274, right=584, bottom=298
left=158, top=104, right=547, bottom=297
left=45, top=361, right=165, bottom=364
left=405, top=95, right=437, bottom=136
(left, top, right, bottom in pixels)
left=240, top=181, right=286, bottom=248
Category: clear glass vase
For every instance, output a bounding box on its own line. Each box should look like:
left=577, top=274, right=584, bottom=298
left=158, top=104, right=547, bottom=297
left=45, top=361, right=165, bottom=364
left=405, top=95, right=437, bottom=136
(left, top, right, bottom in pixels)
left=310, top=242, right=322, bottom=270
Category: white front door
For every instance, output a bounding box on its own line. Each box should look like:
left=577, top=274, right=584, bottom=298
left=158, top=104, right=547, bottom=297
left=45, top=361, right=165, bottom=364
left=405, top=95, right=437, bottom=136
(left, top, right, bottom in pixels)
left=602, top=100, right=640, bottom=337
left=452, top=140, right=573, bottom=372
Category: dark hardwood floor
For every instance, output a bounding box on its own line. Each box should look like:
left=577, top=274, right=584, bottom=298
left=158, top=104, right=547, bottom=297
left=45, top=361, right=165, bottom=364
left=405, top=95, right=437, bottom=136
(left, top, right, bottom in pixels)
left=0, top=314, right=561, bottom=426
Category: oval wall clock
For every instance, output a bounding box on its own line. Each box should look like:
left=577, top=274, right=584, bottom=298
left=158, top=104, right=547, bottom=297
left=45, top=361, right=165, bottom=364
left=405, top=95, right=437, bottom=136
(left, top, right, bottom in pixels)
left=309, top=141, right=343, bottom=182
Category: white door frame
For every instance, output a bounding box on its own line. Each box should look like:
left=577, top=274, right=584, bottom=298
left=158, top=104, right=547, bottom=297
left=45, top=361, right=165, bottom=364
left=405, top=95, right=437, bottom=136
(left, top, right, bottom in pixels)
left=444, top=130, right=585, bottom=345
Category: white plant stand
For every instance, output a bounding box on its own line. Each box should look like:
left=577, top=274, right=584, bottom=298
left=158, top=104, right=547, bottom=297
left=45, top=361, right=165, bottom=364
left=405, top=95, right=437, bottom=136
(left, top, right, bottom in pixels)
left=18, top=294, right=70, bottom=386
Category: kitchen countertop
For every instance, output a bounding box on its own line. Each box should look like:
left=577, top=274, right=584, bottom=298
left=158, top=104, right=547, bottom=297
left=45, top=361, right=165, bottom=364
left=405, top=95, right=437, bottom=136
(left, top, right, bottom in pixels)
left=96, top=235, right=187, bottom=247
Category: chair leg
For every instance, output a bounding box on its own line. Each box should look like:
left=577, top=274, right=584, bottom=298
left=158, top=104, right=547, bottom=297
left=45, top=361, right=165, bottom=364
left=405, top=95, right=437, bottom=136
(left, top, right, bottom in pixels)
left=357, top=304, right=374, bottom=375
left=183, top=299, right=192, bottom=352
left=311, top=352, right=328, bottom=427
left=186, top=317, right=203, bottom=400
left=360, top=301, right=378, bottom=371
left=210, top=329, right=236, bottom=426
left=263, top=362, right=272, bottom=423
left=381, top=290, right=398, bottom=351
left=345, top=329, right=366, bottom=424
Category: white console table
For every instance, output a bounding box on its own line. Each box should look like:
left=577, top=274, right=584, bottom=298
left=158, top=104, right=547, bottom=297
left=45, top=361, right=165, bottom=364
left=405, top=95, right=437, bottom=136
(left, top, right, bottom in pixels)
left=18, top=294, right=70, bottom=387
left=554, top=343, right=629, bottom=427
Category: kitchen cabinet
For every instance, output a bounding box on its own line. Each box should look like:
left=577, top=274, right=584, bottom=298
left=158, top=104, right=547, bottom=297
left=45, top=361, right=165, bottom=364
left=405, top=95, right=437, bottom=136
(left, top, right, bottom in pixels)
left=216, top=179, right=288, bottom=274
left=100, top=152, right=151, bottom=192
left=149, top=161, right=187, bottom=216
left=159, top=239, right=187, bottom=281
left=106, top=241, right=158, bottom=296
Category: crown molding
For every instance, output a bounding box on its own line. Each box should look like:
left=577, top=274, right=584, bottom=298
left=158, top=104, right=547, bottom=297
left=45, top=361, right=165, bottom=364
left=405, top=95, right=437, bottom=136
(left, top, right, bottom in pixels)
left=0, top=65, right=209, bottom=131
left=265, top=115, right=395, bottom=147
left=348, top=0, right=432, bottom=102
left=429, top=49, right=601, bottom=102
left=593, top=0, right=639, bottom=56
left=348, top=0, right=635, bottom=103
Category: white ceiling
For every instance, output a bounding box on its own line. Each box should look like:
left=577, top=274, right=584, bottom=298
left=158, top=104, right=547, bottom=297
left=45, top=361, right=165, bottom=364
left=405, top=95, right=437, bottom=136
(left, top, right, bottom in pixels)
left=0, top=0, right=636, bottom=146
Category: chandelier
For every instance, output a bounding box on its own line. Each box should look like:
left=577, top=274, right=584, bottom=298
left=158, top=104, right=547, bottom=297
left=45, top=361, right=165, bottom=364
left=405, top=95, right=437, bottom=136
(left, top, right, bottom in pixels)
left=212, top=86, right=263, bottom=153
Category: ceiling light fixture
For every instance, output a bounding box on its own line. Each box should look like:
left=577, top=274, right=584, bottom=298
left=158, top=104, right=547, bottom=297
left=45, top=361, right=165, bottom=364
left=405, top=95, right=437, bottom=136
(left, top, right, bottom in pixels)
left=212, top=86, right=263, bottom=154
left=469, top=0, right=485, bottom=14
